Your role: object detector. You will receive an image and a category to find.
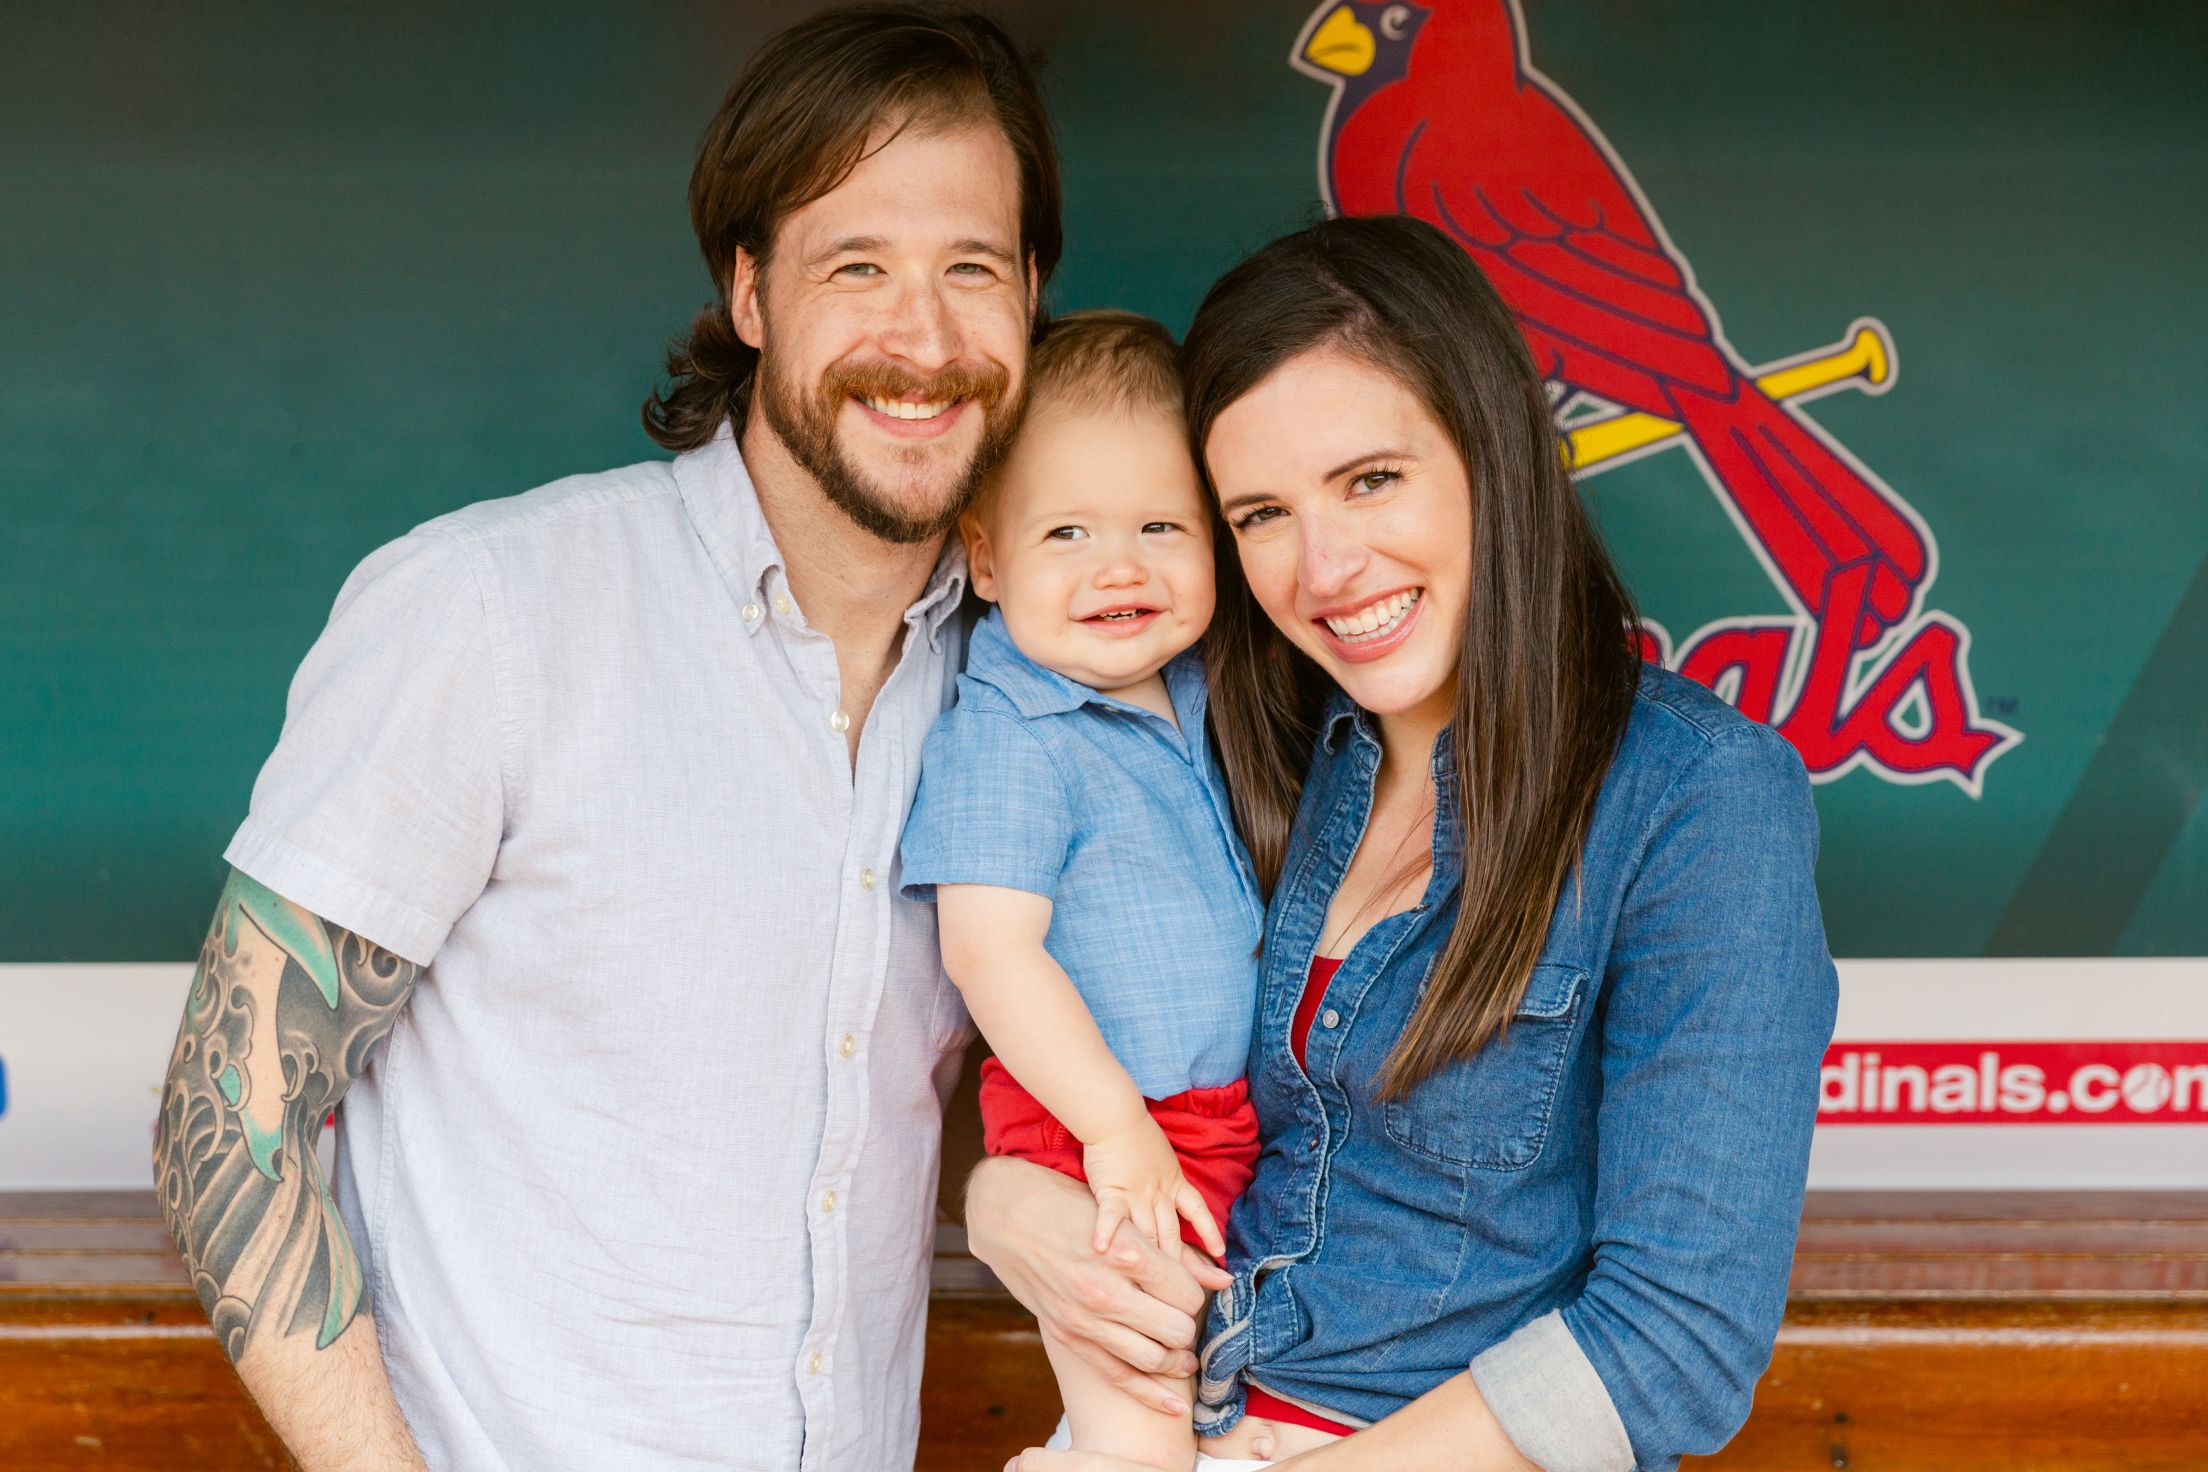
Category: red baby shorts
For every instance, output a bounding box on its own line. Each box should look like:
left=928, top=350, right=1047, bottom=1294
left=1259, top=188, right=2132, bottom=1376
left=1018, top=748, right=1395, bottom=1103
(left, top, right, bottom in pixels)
left=977, top=1056, right=1260, bottom=1257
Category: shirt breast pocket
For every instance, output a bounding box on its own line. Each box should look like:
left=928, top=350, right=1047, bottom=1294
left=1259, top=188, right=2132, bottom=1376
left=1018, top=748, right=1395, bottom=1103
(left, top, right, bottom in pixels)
left=1379, top=962, right=1587, bottom=1172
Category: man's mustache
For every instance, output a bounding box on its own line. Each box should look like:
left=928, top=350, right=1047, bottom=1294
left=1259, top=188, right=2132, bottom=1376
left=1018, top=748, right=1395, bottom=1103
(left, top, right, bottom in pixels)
left=822, top=359, right=1013, bottom=413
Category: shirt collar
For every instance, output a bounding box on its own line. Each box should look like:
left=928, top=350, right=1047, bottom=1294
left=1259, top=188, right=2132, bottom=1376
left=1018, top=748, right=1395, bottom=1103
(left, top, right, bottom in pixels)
left=1319, top=687, right=1463, bottom=866
left=964, top=608, right=1094, bottom=718
left=964, top=607, right=1208, bottom=728
left=674, top=422, right=968, bottom=649
left=903, top=545, right=970, bottom=651
left=674, top=423, right=781, bottom=612
left=1320, top=689, right=1368, bottom=753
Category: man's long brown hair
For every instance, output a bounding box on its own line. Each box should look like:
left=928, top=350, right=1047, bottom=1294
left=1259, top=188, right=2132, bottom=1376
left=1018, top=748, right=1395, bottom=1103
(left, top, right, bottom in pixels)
left=642, top=5, right=1061, bottom=452
left=1183, top=216, right=1642, bottom=1099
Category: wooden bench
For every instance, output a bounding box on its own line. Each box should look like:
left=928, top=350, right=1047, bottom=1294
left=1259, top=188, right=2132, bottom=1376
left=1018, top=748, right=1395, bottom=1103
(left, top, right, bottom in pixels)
left=5, top=1191, right=2204, bottom=1469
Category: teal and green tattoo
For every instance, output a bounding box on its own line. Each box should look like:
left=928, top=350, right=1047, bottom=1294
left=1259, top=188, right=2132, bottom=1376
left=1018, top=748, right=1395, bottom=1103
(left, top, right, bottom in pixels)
left=153, top=870, right=420, bottom=1361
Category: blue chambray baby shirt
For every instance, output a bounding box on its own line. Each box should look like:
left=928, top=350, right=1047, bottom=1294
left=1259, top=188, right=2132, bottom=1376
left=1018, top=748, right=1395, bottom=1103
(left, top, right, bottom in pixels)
left=899, top=608, right=1263, bottom=1100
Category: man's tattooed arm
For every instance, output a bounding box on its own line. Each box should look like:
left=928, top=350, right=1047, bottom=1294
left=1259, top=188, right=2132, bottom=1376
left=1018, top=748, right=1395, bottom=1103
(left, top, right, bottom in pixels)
left=154, top=869, right=419, bottom=1364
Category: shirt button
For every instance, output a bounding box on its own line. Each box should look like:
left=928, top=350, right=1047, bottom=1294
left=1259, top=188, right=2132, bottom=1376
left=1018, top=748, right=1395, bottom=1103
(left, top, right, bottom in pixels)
left=774, top=593, right=793, bottom=615
left=821, top=1189, right=837, bottom=1214
left=1321, top=1008, right=1341, bottom=1029
left=829, top=709, right=851, bottom=734
left=741, top=601, right=761, bottom=622
left=807, top=1353, right=823, bottom=1375
left=838, top=1033, right=856, bottom=1058
left=858, top=867, right=877, bottom=890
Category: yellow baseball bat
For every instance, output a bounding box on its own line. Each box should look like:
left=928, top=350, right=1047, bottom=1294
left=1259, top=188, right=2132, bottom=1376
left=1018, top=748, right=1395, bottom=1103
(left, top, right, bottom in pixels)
left=1565, top=320, right=1894, bottom=473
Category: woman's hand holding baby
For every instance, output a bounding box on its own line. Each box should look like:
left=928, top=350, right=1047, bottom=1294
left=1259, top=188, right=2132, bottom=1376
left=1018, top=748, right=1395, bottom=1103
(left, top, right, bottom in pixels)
left=1084, top=1115, right=1228, bottom=1260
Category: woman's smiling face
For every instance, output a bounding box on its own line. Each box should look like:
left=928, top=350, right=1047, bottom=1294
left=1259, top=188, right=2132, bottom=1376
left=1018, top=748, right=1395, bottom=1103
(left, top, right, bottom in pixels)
left=1206, top=346, right=1472, bottom=731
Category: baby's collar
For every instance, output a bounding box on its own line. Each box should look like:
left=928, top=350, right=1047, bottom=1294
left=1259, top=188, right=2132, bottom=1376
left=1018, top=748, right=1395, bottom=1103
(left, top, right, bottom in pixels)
left=963, top=608, right=1098, bottom=720
left=964, top=607, right=1202, bottom=726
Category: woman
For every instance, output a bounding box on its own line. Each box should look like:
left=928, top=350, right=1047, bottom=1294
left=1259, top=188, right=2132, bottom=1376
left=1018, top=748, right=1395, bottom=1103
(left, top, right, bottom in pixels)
left=968, top=214, right=1837, bottom=1472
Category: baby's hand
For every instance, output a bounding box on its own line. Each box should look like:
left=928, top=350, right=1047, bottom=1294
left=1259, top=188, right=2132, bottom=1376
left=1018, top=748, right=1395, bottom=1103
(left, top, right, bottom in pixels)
left=1082, top=1118, right=1226, bottom=1261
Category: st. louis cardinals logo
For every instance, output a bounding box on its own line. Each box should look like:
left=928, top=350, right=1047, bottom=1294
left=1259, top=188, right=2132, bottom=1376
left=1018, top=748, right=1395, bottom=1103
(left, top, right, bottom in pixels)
left=1294, top=0, right=2019, bottom=791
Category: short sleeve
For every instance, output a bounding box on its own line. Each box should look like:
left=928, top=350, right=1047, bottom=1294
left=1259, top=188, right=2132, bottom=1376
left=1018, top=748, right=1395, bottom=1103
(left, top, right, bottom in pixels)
left=224, top=530, right=505, bottom=965
left=898, top=703, right=1074, bottom=904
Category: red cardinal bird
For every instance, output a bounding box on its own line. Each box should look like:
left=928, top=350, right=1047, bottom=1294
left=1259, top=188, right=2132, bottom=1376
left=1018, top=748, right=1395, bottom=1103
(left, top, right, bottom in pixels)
left=1296, top=0, right=1928, bottom=645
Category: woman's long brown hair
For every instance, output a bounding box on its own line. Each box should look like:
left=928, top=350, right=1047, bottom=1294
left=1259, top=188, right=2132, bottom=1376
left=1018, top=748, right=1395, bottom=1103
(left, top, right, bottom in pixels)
left=1184, top=215, right=1642, bottom=1100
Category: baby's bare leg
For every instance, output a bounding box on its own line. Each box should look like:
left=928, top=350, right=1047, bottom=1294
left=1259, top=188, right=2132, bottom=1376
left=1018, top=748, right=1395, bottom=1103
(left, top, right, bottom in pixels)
left=1044, top=1327, right=1198, bottom=1472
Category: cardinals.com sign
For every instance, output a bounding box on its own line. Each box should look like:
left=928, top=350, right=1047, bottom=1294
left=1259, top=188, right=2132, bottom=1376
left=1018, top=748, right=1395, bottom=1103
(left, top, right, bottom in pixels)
left=1819, top=1042, right=2208, bottom=1126
left=1296, top=0, right=2018, bottom=792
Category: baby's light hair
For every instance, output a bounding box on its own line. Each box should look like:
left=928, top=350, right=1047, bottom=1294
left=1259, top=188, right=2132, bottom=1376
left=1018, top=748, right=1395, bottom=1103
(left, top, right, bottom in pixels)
left=968, top=310, right=1185, bottom=528
left=1028, top=308, right=1184, bottom=420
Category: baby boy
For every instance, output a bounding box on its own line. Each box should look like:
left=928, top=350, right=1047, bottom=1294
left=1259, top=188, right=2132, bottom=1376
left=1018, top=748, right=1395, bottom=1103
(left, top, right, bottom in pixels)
left=900, top=310, right=1265, bottom=1471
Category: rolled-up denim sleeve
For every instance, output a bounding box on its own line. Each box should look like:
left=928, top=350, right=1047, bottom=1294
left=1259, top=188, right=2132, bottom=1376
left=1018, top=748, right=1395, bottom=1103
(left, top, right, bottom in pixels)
left=1469, top=1310, right=1636, bottom=1471
left=1513, top=724, right=1837, bottom=1470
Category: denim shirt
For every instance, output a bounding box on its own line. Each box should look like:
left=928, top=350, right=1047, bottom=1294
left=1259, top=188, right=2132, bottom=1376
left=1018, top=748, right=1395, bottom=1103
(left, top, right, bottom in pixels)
left=900, top=610, right=1262, bottom=1098
left=1196, top=666, right=1837, bottom=1472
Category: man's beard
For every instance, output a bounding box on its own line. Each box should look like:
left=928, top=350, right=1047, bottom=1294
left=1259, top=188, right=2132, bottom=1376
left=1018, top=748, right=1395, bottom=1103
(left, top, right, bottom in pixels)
left=758, top=345, right=1021, bottom=545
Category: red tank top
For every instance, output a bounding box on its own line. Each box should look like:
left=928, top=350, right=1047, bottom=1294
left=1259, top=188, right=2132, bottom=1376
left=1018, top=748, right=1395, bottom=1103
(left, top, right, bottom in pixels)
left=1291, top=954, right=1343, bottom=1070
left=1243, top=1383, right=1355, bottom=1437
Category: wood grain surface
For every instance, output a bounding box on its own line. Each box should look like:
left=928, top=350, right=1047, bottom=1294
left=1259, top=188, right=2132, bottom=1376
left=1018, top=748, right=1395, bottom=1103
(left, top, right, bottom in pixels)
left=5, top=1191, right=2204, bottom=1470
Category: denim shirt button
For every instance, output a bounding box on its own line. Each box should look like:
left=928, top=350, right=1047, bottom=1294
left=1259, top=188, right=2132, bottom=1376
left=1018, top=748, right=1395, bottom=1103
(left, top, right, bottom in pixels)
left=1320, top=1008, right=1340, bottom=1029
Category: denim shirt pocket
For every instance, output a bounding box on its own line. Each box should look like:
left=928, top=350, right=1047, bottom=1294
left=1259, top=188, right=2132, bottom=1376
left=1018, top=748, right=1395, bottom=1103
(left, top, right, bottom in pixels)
left=1380, top=961, right=1587, bottom=1171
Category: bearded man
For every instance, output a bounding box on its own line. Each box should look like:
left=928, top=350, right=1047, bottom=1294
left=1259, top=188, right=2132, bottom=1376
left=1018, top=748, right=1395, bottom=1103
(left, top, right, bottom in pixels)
left=152, top=9, right=1077, bottom=1468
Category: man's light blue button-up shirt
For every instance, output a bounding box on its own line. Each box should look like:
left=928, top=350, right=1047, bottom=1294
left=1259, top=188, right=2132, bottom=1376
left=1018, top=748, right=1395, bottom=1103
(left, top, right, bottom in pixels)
left=227, top=428, right=972, bottom=1472
left=900, top=608, right=1262, bottom=1099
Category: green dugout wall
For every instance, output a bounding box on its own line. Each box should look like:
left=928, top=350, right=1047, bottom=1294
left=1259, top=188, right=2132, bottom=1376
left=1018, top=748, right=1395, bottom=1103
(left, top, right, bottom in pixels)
left=5, top=1, right=2204, bottom=967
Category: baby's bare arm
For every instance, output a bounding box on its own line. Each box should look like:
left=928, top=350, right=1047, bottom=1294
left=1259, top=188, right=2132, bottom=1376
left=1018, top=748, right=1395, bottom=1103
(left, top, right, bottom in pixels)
left=936, top=885, right=1225, bottom=1257
left=936, top=884, right=1151, bottom=1144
